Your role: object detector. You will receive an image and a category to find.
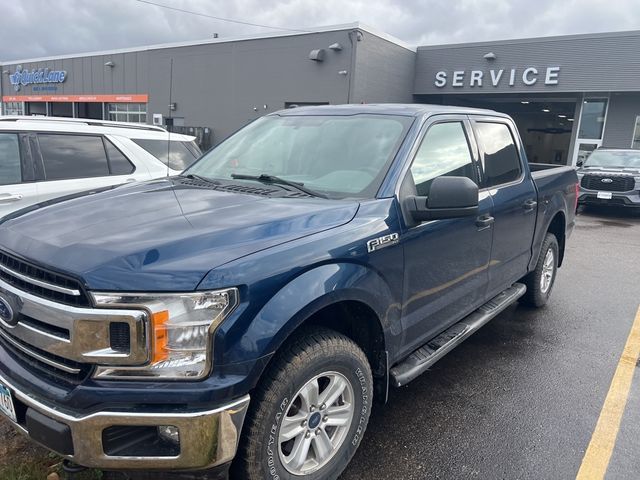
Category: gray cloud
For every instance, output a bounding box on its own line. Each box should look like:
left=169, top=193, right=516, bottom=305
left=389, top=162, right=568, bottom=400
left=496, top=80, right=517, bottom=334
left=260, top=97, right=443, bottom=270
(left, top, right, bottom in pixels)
left=1, top=0, right=639, bottom=62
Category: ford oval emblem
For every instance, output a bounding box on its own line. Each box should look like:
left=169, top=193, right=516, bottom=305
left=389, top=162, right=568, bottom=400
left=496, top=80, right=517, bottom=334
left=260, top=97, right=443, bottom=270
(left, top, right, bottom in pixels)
left=0, top=297, right=16, bottom=326
left=601, top=178, right=613, bottom=183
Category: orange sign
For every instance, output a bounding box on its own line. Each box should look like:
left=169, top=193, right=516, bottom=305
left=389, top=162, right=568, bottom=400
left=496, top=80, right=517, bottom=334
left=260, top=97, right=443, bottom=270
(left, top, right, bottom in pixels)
left=2, top=94, right=149, bottom=103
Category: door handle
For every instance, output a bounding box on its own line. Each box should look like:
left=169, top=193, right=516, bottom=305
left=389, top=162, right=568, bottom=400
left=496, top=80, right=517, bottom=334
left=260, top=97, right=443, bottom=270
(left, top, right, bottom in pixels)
left=475, top=215, right=495, bottom=230
left=523, top=199, right=537, bottom=211
left=125, top=178, right=136, bottom=183
left=0, top=193, right=23, bottom=203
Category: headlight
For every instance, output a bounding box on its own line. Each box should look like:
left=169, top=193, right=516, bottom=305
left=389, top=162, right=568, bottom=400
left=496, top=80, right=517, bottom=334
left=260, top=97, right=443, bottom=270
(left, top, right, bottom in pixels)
left=90, top=288, right=238, bottom=380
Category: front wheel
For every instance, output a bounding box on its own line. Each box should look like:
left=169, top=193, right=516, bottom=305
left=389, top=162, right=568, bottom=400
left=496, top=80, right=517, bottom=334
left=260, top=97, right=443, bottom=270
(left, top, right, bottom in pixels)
left=521, top=232, right=559, bottom=307
left=233, top=328, right=373, bottom=480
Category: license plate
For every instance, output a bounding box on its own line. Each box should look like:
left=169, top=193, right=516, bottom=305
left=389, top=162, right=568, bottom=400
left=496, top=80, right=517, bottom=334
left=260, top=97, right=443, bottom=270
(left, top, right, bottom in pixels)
left=0, top=383, right=16, bottom=422
left=597, top=191, right=613, bottom=200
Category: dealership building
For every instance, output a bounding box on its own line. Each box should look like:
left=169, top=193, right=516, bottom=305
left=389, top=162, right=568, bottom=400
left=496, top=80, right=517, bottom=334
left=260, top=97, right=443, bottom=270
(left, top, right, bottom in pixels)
left=1, top=23, right=640, bottom=163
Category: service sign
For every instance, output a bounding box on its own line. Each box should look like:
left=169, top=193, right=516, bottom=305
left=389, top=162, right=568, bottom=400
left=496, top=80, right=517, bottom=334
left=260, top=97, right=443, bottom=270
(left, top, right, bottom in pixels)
left=434, top=66, right=560, bottom=88
left=9, top=65, right=67, bottom=92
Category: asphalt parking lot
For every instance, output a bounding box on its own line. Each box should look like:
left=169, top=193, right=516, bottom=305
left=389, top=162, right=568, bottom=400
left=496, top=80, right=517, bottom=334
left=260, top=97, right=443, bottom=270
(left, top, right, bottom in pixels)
left=341, top=206, right=640, bottom=480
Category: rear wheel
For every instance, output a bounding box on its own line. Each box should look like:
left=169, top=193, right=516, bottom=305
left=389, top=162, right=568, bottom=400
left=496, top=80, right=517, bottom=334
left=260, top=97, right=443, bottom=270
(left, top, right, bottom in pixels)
left=521, top=233, right=559, bottom=307
left=233, top=328, right=373, bottom=480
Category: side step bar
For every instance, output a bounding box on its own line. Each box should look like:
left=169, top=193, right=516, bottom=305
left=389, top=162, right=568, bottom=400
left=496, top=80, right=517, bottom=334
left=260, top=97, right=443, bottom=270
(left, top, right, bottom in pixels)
left=390, top=283, right=527, bottom=387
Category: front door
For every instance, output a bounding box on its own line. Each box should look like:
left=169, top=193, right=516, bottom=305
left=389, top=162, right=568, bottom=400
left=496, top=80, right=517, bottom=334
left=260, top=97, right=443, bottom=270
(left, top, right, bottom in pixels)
left=471, top=118, right=537, bottom=297
left=400, top=118, right=493, bottom=354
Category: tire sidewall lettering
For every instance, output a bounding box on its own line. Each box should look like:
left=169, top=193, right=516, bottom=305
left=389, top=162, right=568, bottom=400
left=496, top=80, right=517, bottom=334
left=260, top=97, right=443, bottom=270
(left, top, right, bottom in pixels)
left=352, top=367, right=369, bottom=447
left=266, top=397, right=289, bottom=480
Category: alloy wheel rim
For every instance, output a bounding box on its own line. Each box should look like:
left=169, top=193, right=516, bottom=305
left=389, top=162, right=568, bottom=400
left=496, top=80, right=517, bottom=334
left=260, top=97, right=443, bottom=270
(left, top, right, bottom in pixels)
left=278, top=371, right=355, bottom=475
left=540, top=248, right=555, bottom=293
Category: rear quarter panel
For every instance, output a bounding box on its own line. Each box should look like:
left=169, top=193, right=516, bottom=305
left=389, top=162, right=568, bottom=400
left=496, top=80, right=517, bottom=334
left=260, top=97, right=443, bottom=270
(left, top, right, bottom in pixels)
left=530, top=165, right=578, bottom=270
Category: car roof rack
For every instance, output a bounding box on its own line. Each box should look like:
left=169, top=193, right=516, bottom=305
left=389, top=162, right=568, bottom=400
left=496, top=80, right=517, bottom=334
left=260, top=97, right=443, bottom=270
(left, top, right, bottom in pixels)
left=0, top=116, right=168, bottom=133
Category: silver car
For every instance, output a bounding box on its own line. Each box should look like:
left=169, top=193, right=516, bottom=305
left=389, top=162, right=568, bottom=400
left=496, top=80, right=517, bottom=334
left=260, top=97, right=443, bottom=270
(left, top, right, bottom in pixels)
left=577, top=148, right=640, bottom=209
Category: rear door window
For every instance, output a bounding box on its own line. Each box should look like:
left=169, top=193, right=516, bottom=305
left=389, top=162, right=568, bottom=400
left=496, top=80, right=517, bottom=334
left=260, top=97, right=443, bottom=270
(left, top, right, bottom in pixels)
left=38, top=134, right=110, bottom=180
left=0, top=133, right=22, bottom=186
left=475, top=122, right=522, bottom=187
left=132, top=139, right=200, bottom=170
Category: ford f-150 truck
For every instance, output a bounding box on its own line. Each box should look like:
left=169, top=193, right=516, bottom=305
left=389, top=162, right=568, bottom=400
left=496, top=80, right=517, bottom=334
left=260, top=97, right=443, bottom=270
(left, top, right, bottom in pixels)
left=0, top=104, right=577, bottom=480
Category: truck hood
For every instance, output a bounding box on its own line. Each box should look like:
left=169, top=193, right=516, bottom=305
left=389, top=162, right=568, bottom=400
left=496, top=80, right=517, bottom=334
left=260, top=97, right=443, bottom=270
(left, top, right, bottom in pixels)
left=0, top=178, right=358, bottom=291
left=579, top=166, right=640, bottom=175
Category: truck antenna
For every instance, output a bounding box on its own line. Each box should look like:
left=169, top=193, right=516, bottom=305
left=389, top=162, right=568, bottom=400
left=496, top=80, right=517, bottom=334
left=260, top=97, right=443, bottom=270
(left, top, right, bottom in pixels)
left=166, top=58, right=174, bottom=177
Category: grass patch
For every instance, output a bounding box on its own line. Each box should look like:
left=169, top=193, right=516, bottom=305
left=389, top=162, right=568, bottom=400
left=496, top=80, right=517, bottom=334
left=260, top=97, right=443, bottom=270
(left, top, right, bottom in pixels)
left=0, top=457, right=102, bottom=480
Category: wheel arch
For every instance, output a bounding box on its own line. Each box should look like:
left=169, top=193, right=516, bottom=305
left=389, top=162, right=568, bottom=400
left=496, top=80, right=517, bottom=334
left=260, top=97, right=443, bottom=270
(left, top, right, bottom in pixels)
left=239, top=263, right=398, bottom=405
left=546, top=211, right=566, bottom=267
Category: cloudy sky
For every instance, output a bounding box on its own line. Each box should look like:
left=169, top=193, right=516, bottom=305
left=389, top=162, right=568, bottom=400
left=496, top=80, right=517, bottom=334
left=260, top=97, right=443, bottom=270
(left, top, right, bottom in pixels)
left=2, top=0, right=639, bottom=61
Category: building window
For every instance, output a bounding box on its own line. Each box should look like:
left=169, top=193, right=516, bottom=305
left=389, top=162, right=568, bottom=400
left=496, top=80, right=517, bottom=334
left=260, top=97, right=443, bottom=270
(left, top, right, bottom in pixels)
left=633, top=116, right=640, bottom=149
left=578, top=99, right=607, bottom=140
left=2, top=102, right=24, bottom=116
left=107, top=103, right=147, bottom=123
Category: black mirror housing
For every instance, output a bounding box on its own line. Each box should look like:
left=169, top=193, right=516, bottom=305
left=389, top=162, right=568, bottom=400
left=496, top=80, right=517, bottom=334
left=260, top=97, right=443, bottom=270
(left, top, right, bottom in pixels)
left=405, top=176, right=479, bottom=222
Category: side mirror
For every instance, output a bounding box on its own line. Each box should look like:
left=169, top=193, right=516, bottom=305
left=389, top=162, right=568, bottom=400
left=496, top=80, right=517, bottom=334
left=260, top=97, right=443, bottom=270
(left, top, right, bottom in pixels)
left=405, top=176, right=479, bottom=222
left=576, top=159, right=584, bottom=167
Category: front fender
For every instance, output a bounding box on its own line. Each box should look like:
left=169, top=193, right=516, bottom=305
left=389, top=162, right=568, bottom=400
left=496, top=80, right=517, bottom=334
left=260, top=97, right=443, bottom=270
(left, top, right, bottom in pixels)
left=217, top=262, right=400, bottom=368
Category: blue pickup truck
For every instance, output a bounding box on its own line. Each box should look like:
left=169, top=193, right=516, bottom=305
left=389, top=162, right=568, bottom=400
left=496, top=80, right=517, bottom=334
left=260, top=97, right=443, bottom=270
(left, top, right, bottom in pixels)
left=0, top=105, right=577, bottom=479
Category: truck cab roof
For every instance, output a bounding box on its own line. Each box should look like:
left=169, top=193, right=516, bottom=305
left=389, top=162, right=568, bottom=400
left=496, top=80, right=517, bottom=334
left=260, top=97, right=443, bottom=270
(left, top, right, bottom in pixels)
left=275, top=103, right=507, bottom=118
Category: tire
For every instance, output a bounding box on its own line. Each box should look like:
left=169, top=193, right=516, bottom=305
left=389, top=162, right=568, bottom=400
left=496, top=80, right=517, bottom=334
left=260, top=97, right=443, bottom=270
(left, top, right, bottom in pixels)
left=521, top=233, right=559, bottom=308
left=232, top=328, right=373, bottom=480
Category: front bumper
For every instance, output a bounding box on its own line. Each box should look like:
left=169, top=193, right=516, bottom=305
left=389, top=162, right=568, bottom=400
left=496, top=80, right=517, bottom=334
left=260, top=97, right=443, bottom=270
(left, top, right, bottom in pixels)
left=0, top=370, right=250, bottom=470
left=578, top=191, right=640, bottom=207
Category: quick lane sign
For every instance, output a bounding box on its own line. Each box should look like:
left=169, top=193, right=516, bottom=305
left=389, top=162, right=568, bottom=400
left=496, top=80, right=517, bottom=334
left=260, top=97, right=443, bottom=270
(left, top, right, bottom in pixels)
left=9, top=65, right=67, bottom=92
left=434, top=66, right=560, bottom=88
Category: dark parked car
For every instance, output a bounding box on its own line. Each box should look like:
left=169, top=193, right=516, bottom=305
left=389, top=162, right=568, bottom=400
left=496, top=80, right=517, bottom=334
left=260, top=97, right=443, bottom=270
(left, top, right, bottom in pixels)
left=0, top=104, right=578, bottom=479
left=577, top=148, right=640, bottom=209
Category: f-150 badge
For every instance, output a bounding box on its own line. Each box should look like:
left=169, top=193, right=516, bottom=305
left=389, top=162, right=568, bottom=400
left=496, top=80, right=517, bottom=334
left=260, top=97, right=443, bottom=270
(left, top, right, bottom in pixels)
left=367, top=233, right=400, bottom=253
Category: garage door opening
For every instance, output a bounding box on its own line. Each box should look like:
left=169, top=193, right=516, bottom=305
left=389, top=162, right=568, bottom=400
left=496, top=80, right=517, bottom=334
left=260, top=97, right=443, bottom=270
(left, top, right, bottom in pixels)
left=415, top=95, right=578, bottom=165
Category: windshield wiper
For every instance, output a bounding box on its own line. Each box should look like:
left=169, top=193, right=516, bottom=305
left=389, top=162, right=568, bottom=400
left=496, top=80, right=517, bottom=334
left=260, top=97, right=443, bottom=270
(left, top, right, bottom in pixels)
left=231, top=174, right=328, bottom=198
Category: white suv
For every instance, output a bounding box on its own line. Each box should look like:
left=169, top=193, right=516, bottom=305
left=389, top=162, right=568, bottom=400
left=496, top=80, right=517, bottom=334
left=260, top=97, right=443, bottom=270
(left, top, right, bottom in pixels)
left=0, top=116, right=202, bottom=217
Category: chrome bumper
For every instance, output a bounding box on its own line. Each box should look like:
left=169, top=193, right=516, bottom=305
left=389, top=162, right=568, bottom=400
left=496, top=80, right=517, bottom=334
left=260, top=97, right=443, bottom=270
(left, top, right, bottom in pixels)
left=0, top=372, right=250, bottom=470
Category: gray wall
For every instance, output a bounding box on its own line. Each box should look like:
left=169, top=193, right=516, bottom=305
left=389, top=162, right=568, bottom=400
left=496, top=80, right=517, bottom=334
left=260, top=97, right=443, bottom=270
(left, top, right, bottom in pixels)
left=415, top=31, right=640, bottom=95
left=602, top=93, right=640, bottom=149
left=146, top=30, right=355, bottom=142
left=350, top=32, right=415, bottom=103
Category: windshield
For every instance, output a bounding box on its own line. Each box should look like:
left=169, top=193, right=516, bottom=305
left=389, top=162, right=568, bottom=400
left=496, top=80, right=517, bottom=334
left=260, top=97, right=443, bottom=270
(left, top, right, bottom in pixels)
left=185, top=114, right=414, bottom=198
left=584, top=150, right=640, bottom=168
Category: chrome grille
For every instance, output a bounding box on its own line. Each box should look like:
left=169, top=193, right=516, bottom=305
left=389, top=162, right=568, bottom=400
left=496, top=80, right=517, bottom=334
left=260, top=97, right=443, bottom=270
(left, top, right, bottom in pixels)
left=581, top=174, right=635, bottom=192
left=0, top=250, right=89, bottom=306
left=0, top=329, right=91, bottom=383
left=0, top=278, right=149, bottom=384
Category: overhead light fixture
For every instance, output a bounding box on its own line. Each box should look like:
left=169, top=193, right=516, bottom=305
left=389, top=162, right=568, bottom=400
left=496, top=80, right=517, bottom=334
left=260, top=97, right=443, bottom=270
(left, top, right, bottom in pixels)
left=328, top=42, right=343, bottom=51
left=542, top=108, right=550, bottom=113
left=483, top=52, right=497, bottom=60
left=568, top=118, right=574, bottom=122
left=104, top=61, right=115, bottom=68
left=558, top=114, right=566, bottom=118
left=520, top=101, right=530, bottom=104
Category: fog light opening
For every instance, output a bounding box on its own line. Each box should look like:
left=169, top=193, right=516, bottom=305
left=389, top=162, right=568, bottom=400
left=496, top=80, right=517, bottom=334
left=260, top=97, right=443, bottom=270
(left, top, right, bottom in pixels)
left=158, top=425, right=180, bottom=445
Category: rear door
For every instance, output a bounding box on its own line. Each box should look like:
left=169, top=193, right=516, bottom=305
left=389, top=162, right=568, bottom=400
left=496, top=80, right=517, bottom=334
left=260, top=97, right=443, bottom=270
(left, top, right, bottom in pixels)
left=471, top=117, right=537, bottom=297
left=0, top=132, right=38, bottom=217
left=400, top=116, right=494, bottom=354
left=33, top=133, right=139, bottom=203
